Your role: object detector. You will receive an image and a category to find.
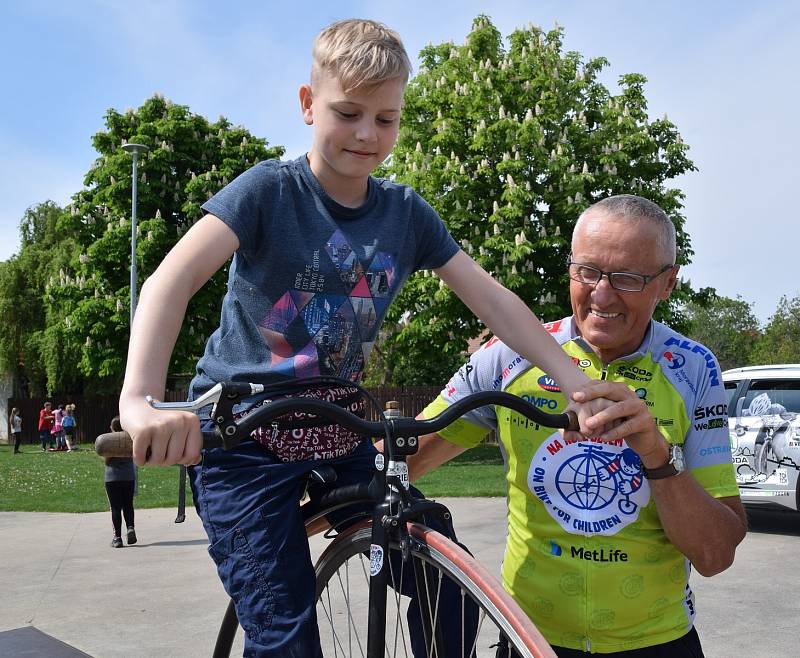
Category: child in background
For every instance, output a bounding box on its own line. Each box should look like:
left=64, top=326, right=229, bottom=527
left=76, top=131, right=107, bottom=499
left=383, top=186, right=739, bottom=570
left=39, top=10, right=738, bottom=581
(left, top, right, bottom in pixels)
left=52, top=405, right=65, bottom=451
left=62, top=404, right=77, bottom=451
left=38, top=402, right=54, bottom=451
left=104, top=416, right=137, bottom=548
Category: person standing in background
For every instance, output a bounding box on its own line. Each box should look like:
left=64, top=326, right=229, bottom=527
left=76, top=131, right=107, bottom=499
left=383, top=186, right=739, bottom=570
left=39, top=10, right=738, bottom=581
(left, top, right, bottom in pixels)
left=38, top=402, right=54, bottom=451
left=62, top=404, right=77, bottom=451
left=103, top=416, right=138, bottom=548
left=11, top=407, right=22, bottom=454
left=52, top=405, right=65, bottom=450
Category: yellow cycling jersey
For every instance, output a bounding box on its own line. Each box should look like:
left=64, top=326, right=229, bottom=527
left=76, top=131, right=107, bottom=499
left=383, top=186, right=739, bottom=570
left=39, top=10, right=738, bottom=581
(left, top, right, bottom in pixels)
left=423, top=317, right=738, bottom=653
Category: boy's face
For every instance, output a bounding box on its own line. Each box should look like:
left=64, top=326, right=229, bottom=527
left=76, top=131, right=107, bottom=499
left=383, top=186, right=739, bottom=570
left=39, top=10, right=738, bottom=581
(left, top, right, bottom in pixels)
left=300, top=71, right=404, bottom=200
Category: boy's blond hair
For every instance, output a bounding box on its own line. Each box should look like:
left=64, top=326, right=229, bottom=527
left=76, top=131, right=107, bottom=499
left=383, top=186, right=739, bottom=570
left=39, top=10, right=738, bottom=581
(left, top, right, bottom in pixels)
left=312, top=18, right=412, bottom=93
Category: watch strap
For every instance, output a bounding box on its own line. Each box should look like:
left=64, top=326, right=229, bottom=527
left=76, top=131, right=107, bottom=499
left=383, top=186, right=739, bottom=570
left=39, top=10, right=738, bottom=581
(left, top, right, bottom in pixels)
left=641, top=461, right=679, bottom=479
left=642, top=444, right=683, bottom=480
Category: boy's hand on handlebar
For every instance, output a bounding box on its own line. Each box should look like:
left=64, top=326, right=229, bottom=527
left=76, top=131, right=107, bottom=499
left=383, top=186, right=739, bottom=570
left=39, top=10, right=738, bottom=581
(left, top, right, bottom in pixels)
left=119, top=398, right=203, bottom=467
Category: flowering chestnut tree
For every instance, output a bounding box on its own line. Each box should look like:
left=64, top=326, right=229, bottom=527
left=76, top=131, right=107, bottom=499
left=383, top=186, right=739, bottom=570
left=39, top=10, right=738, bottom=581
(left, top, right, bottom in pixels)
left=375, top=15, right=696, bottom=384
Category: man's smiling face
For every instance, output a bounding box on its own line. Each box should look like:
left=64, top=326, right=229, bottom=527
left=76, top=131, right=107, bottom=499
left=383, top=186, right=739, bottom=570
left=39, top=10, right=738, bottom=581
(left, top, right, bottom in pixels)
left=569, top=211, right=677, bottom=364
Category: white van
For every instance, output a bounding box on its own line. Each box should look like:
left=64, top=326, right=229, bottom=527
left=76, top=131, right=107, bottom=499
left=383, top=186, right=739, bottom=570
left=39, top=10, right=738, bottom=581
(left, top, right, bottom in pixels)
left=723, top=364, right=800, bottom=512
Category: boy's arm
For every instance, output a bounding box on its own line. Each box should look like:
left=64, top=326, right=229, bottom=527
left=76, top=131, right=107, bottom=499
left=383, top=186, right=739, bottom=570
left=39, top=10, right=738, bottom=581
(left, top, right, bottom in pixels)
left=119, top=214, right=239, bottom=467
left=434, top=250, right=601, bottom=428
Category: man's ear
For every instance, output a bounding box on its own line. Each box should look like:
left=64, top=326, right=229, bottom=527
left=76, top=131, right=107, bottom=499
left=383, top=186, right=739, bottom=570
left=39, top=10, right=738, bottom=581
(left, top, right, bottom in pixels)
left=659, top=265, right=679, bottom=301
left=299, top=84, right=314, bottom=126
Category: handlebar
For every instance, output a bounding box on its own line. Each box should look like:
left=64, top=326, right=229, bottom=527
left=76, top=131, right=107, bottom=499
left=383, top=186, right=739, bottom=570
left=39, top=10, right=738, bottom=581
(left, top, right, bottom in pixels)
left=95, top=387, right=578, bottom=458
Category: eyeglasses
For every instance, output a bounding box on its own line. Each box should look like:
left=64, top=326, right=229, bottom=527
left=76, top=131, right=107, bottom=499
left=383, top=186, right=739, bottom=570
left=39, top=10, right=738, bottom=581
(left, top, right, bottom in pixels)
left=567, top=260, right=674, bottom=292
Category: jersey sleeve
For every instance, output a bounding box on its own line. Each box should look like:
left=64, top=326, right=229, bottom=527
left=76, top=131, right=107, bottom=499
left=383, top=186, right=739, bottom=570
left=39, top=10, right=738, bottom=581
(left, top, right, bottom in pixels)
left=201, top=161, right=279, bottom=259
left=410, top=192, right=459, bottom=271
left=683, top=350, right=739, bottom=498
left=420, top=339, right=513, bottom=448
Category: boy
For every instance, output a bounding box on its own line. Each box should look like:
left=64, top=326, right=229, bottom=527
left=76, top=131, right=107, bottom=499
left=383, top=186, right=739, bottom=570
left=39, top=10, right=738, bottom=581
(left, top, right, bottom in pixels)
left=120, top=18, right=607, bottom=656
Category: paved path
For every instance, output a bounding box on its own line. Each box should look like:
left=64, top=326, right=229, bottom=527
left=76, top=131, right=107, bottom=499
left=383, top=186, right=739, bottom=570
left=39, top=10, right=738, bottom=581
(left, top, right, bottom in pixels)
left=0, top=502, right=797, bottom=657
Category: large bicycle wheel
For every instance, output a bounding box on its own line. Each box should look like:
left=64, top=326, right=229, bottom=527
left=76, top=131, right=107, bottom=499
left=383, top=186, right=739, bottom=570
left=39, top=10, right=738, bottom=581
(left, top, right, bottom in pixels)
left=315, top=522, right=555, bottom=658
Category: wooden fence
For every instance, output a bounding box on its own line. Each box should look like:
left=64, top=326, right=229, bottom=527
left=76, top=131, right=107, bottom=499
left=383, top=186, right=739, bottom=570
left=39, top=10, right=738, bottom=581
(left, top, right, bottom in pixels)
left=7, top=386, right=455, bottom=447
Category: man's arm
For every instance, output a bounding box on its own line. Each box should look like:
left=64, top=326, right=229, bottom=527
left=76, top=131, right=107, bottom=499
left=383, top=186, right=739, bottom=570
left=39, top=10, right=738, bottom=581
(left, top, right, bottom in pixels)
left=576, top=381, right=747, bottom=577
left=406, top=428, right=467, bottom=482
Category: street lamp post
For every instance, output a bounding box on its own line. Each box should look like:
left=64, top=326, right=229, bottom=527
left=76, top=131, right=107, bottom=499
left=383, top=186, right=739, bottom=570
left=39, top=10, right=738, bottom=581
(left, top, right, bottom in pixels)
left=121, top=143, right=150, bottom=326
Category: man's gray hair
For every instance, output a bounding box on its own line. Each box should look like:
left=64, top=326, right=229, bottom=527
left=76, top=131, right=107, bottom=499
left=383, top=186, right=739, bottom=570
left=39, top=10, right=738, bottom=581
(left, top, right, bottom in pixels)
left=574, top=195, right=677, bottom=264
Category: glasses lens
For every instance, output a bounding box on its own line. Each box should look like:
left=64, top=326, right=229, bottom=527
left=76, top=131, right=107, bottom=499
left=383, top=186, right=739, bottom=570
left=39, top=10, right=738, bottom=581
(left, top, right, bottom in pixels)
left=569, top=264, right=601, bottom=284
left=609, top=273, right=646, bottom=291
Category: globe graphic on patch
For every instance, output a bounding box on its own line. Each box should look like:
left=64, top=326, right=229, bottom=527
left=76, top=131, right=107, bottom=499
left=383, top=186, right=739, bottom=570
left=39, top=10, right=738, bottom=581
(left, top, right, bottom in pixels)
left=555, top=445, right=617, bottom=511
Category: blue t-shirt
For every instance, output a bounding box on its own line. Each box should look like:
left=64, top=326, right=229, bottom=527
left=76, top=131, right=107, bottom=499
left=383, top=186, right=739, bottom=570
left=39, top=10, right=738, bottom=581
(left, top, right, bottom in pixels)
left=190, top=155, right=459, bottom=406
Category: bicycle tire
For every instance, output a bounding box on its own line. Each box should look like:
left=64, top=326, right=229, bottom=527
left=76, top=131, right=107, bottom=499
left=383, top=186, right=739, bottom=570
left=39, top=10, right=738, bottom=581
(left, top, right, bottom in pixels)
left=314, top=522, right=555, bottom=658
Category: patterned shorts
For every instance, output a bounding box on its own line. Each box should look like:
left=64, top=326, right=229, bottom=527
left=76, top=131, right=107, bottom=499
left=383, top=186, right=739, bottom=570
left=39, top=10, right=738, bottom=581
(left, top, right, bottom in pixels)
left=242, top=385, right=368, bottom=463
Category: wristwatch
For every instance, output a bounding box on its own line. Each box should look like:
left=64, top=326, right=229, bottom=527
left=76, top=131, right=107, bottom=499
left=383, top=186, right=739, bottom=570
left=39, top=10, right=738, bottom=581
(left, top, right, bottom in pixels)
left=642, top=444, right=685, bottom=480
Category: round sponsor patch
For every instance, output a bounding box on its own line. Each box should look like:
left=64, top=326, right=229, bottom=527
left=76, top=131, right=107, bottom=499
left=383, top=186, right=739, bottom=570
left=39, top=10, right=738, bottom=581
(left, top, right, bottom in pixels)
left=374, top=453, right=385, bottom=471
left=538, top=375, right=561, bottom=392
left=527, top=432, right=650, bottom=536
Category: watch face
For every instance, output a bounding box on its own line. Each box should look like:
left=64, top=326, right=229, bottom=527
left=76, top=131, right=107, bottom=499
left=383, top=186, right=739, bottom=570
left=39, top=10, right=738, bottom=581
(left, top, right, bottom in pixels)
left=671, top=445, right=686, bottom=472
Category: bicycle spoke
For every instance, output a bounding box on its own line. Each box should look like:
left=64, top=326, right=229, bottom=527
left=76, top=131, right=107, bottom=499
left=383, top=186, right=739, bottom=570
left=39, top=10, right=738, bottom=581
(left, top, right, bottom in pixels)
left=470, top=608, right=487, bottom=657
left=386, top=549, right=410, bottom=658
left=331, top=556, right=367, bottom=658
left=319, top=580, right=344, bottom=657
left=430, top=568, right=443, bottom=658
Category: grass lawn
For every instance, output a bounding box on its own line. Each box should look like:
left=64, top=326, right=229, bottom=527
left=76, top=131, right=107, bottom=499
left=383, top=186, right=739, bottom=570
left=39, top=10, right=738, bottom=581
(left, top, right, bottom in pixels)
left=0, top=442, right=505, bottom=513
left=0, top=442, right=189, bottom=512
left=415, top=444, right=506, bottom=497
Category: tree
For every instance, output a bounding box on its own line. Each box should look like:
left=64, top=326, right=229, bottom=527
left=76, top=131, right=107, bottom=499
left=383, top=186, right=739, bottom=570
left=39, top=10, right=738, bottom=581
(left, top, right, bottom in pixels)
left=751, top=294, right=800, bottom=365
left=46, top=94, right=284, bottom=392
left=374, top=15, right=696, bottom=384
left=683, top=292, right=761, bottom=371
left=0, top=201, right=77, bottom=396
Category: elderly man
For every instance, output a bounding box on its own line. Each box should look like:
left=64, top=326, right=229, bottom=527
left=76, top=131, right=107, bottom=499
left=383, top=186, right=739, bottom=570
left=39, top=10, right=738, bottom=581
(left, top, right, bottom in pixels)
left=412, top=195, right=746, bottom=658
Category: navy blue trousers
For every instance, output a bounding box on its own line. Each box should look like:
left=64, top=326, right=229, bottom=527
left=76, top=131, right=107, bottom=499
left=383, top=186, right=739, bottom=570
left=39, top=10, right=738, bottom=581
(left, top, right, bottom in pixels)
left=189, top=439, right=476, bottom=657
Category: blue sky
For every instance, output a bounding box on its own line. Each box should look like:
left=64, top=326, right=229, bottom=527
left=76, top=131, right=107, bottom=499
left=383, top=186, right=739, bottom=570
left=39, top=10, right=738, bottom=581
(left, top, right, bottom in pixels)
left=2, top=0, right=798, bottom=324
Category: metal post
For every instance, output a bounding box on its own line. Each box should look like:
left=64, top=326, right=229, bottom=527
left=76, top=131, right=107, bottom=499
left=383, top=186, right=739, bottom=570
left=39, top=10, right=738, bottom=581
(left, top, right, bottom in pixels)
left=121, top=143, right=149, bottom=326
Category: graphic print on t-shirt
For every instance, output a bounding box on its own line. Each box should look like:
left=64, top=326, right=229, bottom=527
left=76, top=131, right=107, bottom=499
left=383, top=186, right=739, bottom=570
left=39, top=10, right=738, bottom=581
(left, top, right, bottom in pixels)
left=257, top=229, right=396, bottom=381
